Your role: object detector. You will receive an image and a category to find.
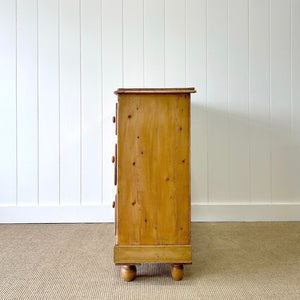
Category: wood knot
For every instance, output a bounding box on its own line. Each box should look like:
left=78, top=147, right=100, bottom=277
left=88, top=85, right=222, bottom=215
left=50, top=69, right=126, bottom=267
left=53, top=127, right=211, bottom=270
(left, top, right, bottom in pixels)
left=166, top=177, right=170, bottom=181
left=145, top=219, right=147, bottom=223
left=182, top=159, right=185, bottom=163
left=128, top=115, right=132, bottom=119
left=132, top=200, right=136, bottom=206
left=132, top=162, right=136, bottom=166
left=179, top=127, right=182, bottom=131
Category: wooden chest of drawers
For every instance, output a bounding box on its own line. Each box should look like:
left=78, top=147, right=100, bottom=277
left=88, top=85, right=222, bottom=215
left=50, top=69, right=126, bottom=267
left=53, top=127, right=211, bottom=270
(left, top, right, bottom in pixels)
left=112, top=88, right=196, bottom=281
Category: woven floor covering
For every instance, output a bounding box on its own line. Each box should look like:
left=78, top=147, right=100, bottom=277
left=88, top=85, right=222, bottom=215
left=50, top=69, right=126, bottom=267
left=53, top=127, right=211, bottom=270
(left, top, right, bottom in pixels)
left=0, top=222, right=299, bottom=300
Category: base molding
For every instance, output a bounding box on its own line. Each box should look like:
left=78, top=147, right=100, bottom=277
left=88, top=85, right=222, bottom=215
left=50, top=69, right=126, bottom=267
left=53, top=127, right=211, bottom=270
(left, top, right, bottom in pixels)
left=191, top=203, right=300, bottom=221
left=0, top=205, right=114, bottom=223
left=114, top=245, right=192, bottom=264
left=0, top=203, right=299, bottom=223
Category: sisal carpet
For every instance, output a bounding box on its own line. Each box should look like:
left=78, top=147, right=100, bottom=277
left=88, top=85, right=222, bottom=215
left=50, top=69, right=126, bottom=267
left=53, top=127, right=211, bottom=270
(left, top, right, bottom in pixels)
left=0, top=222, right=299, bottom=299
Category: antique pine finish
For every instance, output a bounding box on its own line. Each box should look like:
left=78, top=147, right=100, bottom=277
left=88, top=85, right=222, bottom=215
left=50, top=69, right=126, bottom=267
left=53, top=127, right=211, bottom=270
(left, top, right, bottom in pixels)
left=113, top=88, right=196, bottom=281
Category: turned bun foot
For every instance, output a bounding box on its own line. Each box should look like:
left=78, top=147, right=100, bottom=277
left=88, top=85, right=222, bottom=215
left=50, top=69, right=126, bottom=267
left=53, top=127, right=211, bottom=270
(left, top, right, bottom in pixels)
left=121, top=265, right=137, bottom=282
left=171, top=264, right=184, bottom=281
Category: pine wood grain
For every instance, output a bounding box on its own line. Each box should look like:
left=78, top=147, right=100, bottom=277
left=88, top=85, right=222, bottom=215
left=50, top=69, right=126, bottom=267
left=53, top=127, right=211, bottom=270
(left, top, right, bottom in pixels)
left=114, top=245, right=192, bottom=264
left=114, top=88, right=196, bottom=94
left=116, top=92, right=191, bottom=247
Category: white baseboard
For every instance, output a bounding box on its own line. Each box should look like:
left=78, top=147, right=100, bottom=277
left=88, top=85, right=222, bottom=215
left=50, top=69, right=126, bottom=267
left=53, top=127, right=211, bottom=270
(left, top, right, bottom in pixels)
left=0, top=205, right=114, bottom=223
left=191, top=203, right=300, bottom=222
left=0, top=203, right=299, bottom=223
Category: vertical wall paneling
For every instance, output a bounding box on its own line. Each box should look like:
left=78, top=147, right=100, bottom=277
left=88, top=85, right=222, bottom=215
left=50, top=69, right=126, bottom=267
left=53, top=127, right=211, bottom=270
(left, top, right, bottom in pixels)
left=17, top=0, right=38, bottom=205
left=165, top=0, right=186, bottom=86
left=228, top=0, right=250, bottom=202
left=123, top=0, right=143, bottom=87
left=1, top=0, right=300, bottom=221
left=0, top=1, right=17, bottom=205
left=144, top=0, right=164, bottom=87
left=38, top=0, right=60, bottom=205
left=81, top=0, right=102, bottom=205
left=186, top=0, right=208, bottom=203
left=292, top=0, right=300, bottom=134
left=270, top=0, right=292, bottom=203
left=249, top=0, right=271, bottom=202
left=207, top=0, right=229, bottom=203
left=59, top=0, right=81, bottom=205
left=102, top=0, right=122, bottom=204
left=292, top=0, right=300, bottom=201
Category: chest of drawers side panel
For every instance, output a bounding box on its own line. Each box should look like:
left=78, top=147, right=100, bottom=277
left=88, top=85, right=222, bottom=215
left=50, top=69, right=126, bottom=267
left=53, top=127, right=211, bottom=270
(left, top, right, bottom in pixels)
left=116, top=93, right=191, bottom=246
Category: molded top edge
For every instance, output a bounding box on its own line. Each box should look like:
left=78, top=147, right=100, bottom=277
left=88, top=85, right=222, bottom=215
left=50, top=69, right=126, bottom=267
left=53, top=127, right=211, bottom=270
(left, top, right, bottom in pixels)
left=114, top=88, right=196, bottom=95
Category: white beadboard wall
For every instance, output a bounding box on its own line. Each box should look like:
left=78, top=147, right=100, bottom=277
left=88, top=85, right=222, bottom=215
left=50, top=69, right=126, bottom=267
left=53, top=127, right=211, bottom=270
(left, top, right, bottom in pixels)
left=0, top=0, right=300, bottom=223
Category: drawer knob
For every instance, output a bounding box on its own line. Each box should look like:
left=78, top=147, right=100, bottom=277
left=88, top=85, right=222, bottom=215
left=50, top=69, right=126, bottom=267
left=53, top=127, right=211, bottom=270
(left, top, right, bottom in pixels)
left=112, top=201, right=115, bottom=208
left=112, top=156, right=115, bottom=163
left=112, top=116, right=116, bottom=123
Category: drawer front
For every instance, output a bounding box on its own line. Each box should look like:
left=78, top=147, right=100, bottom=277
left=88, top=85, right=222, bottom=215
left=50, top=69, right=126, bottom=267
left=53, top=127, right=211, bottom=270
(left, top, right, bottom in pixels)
left=115, top=102, right=118, bottom=135
left=114, top=143, right=117, bottom=186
